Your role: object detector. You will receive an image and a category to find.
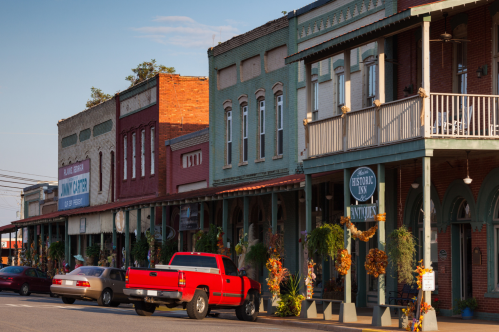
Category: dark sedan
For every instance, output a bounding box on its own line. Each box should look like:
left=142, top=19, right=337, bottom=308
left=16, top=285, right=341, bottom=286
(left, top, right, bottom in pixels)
left=0, top=266, right=52, bottom=296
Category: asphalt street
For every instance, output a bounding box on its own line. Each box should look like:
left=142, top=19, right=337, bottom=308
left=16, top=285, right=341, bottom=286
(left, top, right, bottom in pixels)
left=0, top=291, right=316, bottom=332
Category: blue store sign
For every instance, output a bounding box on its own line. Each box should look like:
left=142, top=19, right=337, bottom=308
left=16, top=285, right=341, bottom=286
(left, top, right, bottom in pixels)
left=350, top=167, right=376, bottom=202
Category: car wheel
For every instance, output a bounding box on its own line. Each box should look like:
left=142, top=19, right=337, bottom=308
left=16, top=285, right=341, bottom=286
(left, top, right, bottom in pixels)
left=97, top=288, right=113, bottom=307
left=186, top=290, right=209, bottom=320
left=236, top=291, right=258, bottom=322
left=19, top=283, right=30, bottom=296
left=62, top=297, right=76, bottom=304
left=134, top=301, right=156, bottom=316
left=110, top=302, right=120, bottom=307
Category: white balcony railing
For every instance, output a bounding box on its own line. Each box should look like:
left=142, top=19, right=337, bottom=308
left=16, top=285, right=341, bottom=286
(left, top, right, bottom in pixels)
left=430, top=93, right=499, bottom=138
left=308, top=95, right=422, bottom=158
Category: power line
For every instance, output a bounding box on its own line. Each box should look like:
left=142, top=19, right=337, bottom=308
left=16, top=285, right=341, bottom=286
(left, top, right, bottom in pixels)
left=0, top=179, right=36, bottom=186
left=0, top=174, right=43, bottom=183
left=0, top=169, right=57, bottom=179
left=0, top=185, right=25, bottom=190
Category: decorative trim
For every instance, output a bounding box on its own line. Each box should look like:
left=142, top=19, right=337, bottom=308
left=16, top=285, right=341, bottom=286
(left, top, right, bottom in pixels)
left=362, top=48, right=376, bottom=61
left=119, top=102, right=157, bottom=119
left=254, top=89, right=265, bottom=100
left=119, top=77, right=157, bottom=102
left=238, top=161, right=248, bottom=167
left=222, top=164, right=232, bottom=170
left=238, top=94, right=248, bottom=105
left=254, top=158, right=265, bottom=163
left=223, top=99, right=232, bottom=110
left=272, top=155, right=283, bottom=160
left=333, top=59, right=344, bottom=70
left=441, top=179, right=479, bottom=231
left=272, top=82, right=284, bottom=95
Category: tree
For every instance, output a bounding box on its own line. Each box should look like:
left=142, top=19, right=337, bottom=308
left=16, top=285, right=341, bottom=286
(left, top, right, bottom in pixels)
left=125, top=59, right=175, bottom=87
left=86, top=87, right=112, bottom=108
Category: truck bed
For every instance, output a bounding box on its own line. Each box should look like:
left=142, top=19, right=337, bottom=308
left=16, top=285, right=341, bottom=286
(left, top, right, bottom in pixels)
left=155, top=264, right=220, bottom=274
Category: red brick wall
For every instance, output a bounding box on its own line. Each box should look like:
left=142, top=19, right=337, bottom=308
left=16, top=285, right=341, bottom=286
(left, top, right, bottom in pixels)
left=396, top=155, right=499, bottom=311
left=116, top=74, right=209, bottom=200
left=397, top=5, right=493, bottom=100
left=166, top=141, right=209, bottom=194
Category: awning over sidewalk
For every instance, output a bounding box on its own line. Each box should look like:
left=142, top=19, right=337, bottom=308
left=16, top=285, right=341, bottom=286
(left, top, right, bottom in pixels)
left=0, top=224, right=16, bottom=234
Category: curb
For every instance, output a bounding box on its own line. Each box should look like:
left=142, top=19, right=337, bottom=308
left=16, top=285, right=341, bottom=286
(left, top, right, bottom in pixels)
left=216, top=313, right=388, bottom=332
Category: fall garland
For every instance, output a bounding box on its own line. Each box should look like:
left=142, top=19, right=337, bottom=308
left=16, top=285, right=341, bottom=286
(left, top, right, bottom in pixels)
left=340, top=216, right=378, bottom=242
left=365, top=248, right=388, bottom=278
left=216, top=227, right=230, bottom=256
left=305, top=259, right=316, bottom=299
left=335, top=249, right=352, bottom=276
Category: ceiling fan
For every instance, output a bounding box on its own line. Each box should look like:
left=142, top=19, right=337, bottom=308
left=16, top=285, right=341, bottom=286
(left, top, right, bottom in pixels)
left=430, top=12, right=470, bottom=67
left=430, top=12, right=470, bottom=44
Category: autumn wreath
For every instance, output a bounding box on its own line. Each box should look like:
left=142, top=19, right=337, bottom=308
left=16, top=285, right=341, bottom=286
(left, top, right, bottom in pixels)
left=365, top=248, right=388, bottom=278
left=335, top=249, right=352, bottom=276
left=340, top=216, right=378, bottom=242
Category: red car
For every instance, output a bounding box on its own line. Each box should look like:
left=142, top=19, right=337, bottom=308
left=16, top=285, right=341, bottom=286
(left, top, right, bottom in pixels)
left=0, top=266, right=52, bottom=296
left=125, top=252, right=261, bottom=321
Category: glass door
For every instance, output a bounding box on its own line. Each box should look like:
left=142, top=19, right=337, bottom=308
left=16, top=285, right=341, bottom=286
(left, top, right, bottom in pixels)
left=460, top=224, right=473, bottom=300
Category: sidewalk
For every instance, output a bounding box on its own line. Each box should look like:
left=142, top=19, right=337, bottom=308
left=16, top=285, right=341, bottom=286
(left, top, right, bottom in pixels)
left=215, top=306, right=499, bottom=332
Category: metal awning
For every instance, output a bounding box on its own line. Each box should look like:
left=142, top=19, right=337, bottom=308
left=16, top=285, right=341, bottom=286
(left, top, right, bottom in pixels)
left=285, top=0, right=487, bottom=65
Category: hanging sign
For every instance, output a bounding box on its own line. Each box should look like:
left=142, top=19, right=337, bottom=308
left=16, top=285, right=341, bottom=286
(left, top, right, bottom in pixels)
left=350, top=203, right=377, bottom=222
left=179, top=203, right=199, bottom=231
left=115, top=211, right=125, bottom=233
left=350, top=167, right=376, bottom=202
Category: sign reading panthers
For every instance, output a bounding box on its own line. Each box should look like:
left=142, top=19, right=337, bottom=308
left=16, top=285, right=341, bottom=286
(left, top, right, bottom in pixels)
left=58, top=159, right=90, bottom=211
left=350, top=167, right=376, bottom=202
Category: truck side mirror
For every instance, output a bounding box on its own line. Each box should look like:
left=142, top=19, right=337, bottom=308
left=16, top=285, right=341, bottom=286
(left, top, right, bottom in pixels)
left=239, top=270, right=247, bottom=277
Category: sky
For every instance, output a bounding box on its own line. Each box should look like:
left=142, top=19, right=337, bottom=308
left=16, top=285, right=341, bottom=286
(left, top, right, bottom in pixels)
left=0, top=0, right=307, bottom=230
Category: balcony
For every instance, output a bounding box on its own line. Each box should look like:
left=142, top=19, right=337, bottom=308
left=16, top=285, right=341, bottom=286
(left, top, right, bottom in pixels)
left=308, top=93, right=499, bottom=158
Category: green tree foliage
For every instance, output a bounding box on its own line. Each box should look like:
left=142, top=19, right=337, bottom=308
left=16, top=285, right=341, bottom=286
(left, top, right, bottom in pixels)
left=125, top=59, right=175, bottom=87
left=195, top=224, right=218, bottom=253
left=86, top=87, right=112, bottom=108
left=307, top=223, right=343, bottom=260
left=48, top=241, right=65, bottom=261
left=85, top=244, right=101, bottom=258
left=244, top=242, right=268, bottom=266
left=131, top=236, right=149, bottom=263
left=386, top=226, right=417, bottom=285
left=161, top=240, right=178, bottom=264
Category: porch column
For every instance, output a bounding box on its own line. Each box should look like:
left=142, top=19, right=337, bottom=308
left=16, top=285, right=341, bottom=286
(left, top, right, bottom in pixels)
left=272, top=193, right=278, bottom=234
left=305, top=62, right=312, bottom=156
left=162, top=205, right=167, bottom=243
left=112, top=212, right=117, bottom=250
left=243, top=196, right=249, bottom=242
left=21, top=226, right=24, bottom=250
left=89, top=233, right=92, bottom=246
left=343, top=49, right=351, bottom=152
left=305, top=174, right=312, bottom=234
left=136, top=208, right=141, bottom=240
left=9, top=231, right=12, bottom=264
left=125, top=209, right=130, bottom=269
left=376, top=38, right=385, bottom=104
left=33, top=225, right=38, bottom=257
left=422, top=157, right=432, bottom=304
left=68, top=233, right=72, bottom=269
left=200, top=202, right=205, bottom=231
left=100, top=233, right=104, bottom=251
left=78, top=235, right=81, bottom=256
left=422, top=19, right=431, bottom=137
left=48, top=223, right=52, bottom=247
left=64, top=219, right=68, bottom=266
left=340, top=168, right=357, bottom=323
left=222, top=199, right=229, bottom=245
left=150, top=206, right=155, bottom=237
left=377, top=164, right=386, bottom=305
left=41, top=224, right=45, bottom=254
left=56, top=223, right=60, bottom=241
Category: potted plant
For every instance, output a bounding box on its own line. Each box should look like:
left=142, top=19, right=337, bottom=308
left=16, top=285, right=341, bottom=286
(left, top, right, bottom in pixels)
left=307, top=223, right=343, bottom=260
left=454, top=297, right=478, bottom=320
left=386, top=226, right=417, bottom=285
left=85, top=244, right=101, bottom=265
left=276, top=274, right=305, bottom=317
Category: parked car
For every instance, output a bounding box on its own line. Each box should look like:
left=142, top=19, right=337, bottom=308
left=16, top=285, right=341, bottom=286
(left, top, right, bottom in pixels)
left=0, top=266, right=52, bottom=295
left=51, top=266, right=128, bottom=307
left=124, top=252, right=261, bottom=321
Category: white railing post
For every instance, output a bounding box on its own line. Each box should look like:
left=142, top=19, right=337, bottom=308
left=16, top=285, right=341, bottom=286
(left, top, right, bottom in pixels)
left=422, top=19, right=431, bottom=137
left=305, top=62, right=312, bottom=157
left=343, top=49, right=351, bottom=151
left=377, top=38, right=385, bottom=146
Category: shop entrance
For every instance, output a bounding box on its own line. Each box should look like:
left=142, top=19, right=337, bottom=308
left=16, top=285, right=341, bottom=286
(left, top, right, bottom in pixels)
left=451, top=199, right=473, bottom=302
left=459, top=223, right=473, bottom=300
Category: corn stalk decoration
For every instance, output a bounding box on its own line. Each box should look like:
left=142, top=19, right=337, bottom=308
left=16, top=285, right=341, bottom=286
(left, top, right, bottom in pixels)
left=146, top=230, right=156, bottom=268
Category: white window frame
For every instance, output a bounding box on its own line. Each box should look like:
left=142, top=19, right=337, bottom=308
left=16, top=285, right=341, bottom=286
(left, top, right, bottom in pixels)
left=277, top=94, right=283, bottom=156
left=132, top=133, right=136, bottom=179
left=312, top=81, right=319, bottom=121
left=150, top=127, right=155, bottom=175
left=336, top=68, right=345, bottom=116
left=141, top=130, right=145, bottom=177
left=242, top=106, right=248, bottom=163
left=123, top=136, right=127, bottom=180
left=259, top=100, right=265, bottom=159
left=366, top=61, right=376, bottom=107
left=227, top=110, right=232, bottom=165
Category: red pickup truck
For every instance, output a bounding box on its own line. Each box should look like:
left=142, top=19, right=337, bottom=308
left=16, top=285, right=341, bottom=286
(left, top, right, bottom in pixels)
left=124, top=252, right=261, bottom=321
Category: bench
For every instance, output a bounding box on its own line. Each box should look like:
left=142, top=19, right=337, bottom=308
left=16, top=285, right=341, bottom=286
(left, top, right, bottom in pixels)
left=372, top=304, right=408, bottom=328
left=389, top=284, right=418, bottom=306
left=300, top=298, right=343, bottom=320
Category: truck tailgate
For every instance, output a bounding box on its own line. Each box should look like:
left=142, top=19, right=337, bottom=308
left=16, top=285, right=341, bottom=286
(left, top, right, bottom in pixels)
left=127, top=268, right=179, bottom=290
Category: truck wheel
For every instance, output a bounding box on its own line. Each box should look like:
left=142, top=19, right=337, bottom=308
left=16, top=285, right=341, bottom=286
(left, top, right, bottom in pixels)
left=186, top=290, right=209, bottom=320
left=134, top=302, right=156, bottom=316
left=236, top=292, right=258, bottom=322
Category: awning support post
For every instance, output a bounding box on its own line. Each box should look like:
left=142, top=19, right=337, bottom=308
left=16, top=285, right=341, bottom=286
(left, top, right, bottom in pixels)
left=137, top=208, right=142, bottom=240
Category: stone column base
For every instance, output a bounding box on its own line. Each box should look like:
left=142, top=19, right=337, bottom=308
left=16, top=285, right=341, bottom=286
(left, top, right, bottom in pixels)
left=339, top=302, right=357, bottom=323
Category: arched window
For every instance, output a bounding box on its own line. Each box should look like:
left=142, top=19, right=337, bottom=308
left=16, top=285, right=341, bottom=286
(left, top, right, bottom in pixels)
left=418, top=199, right=437, bottom=224
left=457, top=200, right=471, bottom=220
left=225, top=108, right=232, bottom=166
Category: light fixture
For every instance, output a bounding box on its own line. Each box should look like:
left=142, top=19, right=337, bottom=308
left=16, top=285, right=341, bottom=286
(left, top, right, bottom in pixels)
left=326, top=194, right=333, bottom=200
left=463, top=151, right=473, bottom=184
left=476, top=66, right=483, bottom=79
left=411, top=159, right=419, bottom=189
left=299, top=193, right=305, bottom=203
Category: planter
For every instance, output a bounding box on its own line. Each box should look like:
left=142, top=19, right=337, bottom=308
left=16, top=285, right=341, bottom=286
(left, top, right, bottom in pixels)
left=462, top=307, right=474, bottom=320
left=267, top=297, right=279, bottom=315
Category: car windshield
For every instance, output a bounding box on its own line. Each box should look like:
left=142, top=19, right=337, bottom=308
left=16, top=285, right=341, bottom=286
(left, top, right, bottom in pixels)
left=170, top=255, right=218, bottom=268
left=69, top=267, right=104, bottom=277
left=0, top=266, right=24, bottom=274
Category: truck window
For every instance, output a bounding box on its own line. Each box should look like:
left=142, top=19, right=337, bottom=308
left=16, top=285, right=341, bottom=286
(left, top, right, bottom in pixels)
left=222, top=257, right=238, bottom=276
left=170, top=255, right=218, bottom=268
